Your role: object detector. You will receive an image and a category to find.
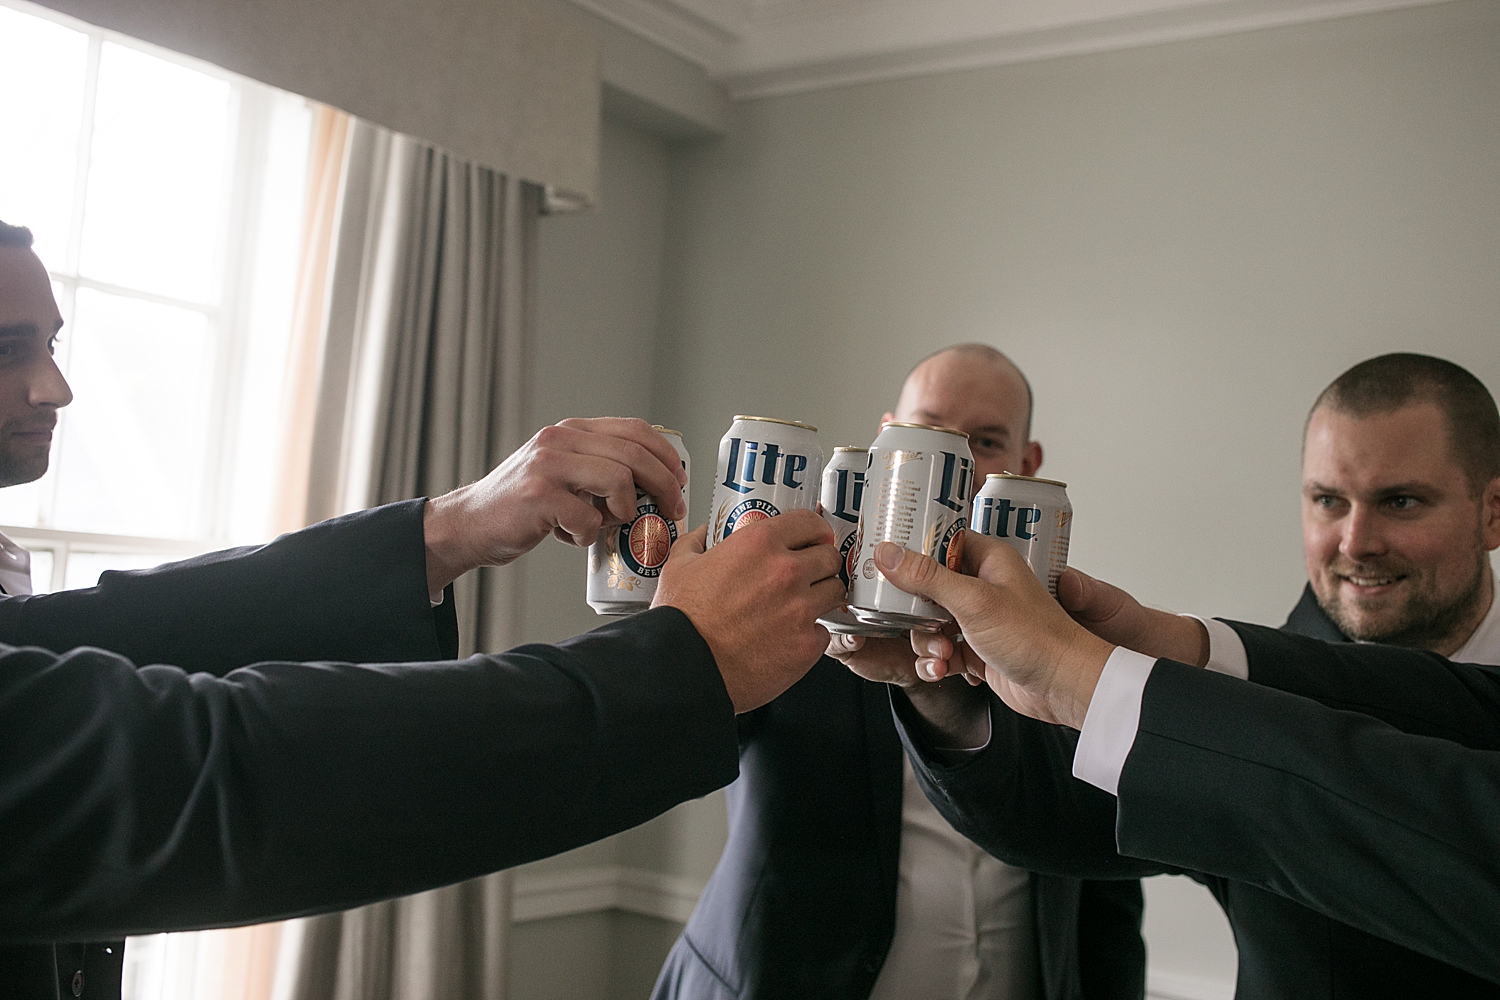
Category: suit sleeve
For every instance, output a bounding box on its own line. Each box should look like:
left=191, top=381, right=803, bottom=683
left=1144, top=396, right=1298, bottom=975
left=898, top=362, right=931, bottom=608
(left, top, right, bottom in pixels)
left=1115, top=657, right=1500, bottom=986
left=890, top=689, right=1169, bottom=880
left=0, top=500, right=458, bottom=673
left=1228, top=620, right=1500, bottom=748
left=0, top=606, right=738, bottom=943
left=1076, top=879, right=1147, bottom=1000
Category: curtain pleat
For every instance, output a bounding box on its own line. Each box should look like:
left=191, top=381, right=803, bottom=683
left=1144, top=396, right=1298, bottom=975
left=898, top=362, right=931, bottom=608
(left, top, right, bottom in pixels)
left=269, top=123, right=534, bottom=1000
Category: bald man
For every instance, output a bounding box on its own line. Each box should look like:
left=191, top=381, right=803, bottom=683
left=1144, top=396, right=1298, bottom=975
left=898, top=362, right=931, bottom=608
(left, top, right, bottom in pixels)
left=653, top=346, right=1146, bottom=1000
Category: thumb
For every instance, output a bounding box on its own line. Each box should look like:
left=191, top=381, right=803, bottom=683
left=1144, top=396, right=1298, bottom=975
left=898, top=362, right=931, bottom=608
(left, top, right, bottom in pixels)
left=873, top=541, right=984, bottom=617
left=1056, top=565, right=1129, bottom=628
left=673, top=523, right=708, bottom=561
left=1055, top=567, right=1095, bottom=615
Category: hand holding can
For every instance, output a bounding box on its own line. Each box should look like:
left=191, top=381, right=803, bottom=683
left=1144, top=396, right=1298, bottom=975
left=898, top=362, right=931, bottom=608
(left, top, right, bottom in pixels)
left=586, top=426, right=690, bottom=615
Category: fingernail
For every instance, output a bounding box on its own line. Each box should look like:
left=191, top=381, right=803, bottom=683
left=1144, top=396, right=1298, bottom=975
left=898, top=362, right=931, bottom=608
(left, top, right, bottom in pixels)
left=875, top=541, right=903, bottom=572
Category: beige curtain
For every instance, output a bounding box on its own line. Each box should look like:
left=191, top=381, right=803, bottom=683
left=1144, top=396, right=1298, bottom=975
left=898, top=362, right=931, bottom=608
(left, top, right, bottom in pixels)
left=269, top=120, right=538, bottom=1000
left=271, top=104, right=353, bottom=536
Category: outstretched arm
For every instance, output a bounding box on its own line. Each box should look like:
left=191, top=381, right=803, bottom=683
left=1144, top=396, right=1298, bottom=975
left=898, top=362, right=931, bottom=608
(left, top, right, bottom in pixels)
left=872, top=533, right=1500, bottom=985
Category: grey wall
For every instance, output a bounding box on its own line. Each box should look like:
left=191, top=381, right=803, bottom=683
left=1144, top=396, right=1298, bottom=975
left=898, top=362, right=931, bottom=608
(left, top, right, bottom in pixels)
left=651, top=1, right=1500, bottom=992
left=515, top=3, right=1500, bottom=996
left=512, top=109, right=724, bottom=1000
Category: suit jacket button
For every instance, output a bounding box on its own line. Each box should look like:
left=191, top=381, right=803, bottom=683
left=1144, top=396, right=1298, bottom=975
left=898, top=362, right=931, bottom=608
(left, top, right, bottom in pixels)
left=72, top=970, right=84, bottom=997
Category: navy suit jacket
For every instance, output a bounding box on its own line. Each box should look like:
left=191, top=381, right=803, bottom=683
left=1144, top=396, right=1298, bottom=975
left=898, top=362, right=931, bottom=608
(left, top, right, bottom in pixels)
left=0, top=501, right=740, bottom=998
left=653, top=657, right=1146, bottom=1000
left=896, top=610, right=1500, bottom=998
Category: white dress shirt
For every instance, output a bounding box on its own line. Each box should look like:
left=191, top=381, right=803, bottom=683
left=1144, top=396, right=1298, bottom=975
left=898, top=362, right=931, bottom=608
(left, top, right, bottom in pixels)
left=868, top=756, right=1040, bottom=1000
left=0, top=529, right=34, bottom=597
left=1074, top=572, right=1500, bottom=795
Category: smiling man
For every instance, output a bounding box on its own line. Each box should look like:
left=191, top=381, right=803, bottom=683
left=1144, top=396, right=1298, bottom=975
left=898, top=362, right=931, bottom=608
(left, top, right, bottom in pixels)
left=1287, top=353, right=1500, bottom=661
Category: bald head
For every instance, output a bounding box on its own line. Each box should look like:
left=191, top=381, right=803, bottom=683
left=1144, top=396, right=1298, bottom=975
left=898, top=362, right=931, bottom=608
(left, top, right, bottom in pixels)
left=885, top=343, right=1042, bottom=480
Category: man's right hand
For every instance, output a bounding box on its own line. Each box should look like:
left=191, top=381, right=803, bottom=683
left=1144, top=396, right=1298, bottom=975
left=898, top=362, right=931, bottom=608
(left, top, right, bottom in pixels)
left=423, top=418, right=687, bottom=599
left=653, top=510, right=844, bottom=713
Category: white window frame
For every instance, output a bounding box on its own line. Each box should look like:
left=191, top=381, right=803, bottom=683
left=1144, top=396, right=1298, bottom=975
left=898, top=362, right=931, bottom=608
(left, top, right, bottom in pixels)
left=1, top=0, right=306, bottom=588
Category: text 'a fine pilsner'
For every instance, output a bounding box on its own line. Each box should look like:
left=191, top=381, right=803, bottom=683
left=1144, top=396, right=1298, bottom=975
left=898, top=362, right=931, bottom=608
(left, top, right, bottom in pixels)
left=707, top=415, right=823, bottom=548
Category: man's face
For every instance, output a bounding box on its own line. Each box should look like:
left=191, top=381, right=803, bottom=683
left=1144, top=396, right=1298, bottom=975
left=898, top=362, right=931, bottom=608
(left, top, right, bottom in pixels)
left=1303, top=403, right=1500, bottom=653
left=0, top=246, right=71, bottom=488
left=884, top=351, right=1042, bottom=481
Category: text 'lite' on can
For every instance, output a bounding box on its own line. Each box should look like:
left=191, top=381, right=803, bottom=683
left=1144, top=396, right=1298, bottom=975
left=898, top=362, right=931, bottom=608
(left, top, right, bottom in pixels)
left=586, top=426, right=689, bottom=615
left=706, top=416, right=822, bottom=549
left=817, top=447, right=904, bottom=638
left=847, top=422, right=974, bottom=631
left=969, top=473, right=1072, bottom=595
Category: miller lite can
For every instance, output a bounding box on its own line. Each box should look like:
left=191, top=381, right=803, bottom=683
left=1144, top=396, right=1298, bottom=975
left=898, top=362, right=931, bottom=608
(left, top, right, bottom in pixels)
left=706, top=416, right=823, bottom=549
left=848, top=422, right=974, bottom=631
left=970, top=473, right=1072, bottom=595
left=818, top=447, right=903, bottom=638
left=586, top=426, right=690, bottom=615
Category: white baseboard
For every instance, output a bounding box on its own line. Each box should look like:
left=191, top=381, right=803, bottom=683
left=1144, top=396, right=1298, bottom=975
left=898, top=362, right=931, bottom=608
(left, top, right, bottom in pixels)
left=512, top=866, right=706, bottom=925
left=1147, top=969, right=1236, bottom=1000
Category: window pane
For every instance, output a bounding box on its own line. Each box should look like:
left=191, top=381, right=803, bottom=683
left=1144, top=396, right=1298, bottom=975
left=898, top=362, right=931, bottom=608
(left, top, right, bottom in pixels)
left=63, top=549, right=167, bottom=591
left=79, top=42, right=232, bottom=303
left=0, top=6, right=88, bottom=270
left=27, top=548, right=54, bottom=594
left=52, top=288, right=213, bottom=538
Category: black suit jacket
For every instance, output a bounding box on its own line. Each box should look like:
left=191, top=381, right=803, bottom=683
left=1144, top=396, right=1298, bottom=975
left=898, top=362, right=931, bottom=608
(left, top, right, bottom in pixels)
left=653, top=658, right=1146, bottom=1000
left=896, top=619, right=1500, bottom=998
left=0, top=502, right=740, bottom=998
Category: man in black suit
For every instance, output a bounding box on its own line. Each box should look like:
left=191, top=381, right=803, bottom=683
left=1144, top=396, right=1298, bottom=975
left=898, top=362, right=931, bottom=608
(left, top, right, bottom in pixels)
left=0, top=220, right=846, bottom=998
left=856, top=353, right=1500, bottom=997
left=654, top=345, right=1145, bottom=1000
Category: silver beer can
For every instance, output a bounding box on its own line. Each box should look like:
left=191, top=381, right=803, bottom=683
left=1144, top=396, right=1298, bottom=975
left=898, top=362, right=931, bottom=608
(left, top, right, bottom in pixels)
left=970, top=473, right=1072, bottom=595
left=848, top=422, right=975, bottom=631
left=706, top=415, right=823, bottom=549
left=817, top=447, right=903, bottom=638
left=586, top=426, right=690, bottom=615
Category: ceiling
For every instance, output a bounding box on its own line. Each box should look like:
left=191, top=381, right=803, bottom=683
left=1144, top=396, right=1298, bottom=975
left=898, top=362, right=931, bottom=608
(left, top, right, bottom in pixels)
left=565, top=0, right=1454, bottom=98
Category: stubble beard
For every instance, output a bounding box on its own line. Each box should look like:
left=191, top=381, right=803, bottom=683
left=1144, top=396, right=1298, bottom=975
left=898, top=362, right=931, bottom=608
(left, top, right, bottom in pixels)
left=0, top=439, right=50, bottom=489
left=1318, top=543, right=1491, bottom=653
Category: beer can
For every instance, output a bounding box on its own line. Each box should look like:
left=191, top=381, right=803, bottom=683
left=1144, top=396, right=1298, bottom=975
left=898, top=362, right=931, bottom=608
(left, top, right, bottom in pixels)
left=969, top=473, right=1072, bottom=595
left=817, top=447, right=904, bottom=639
left=586, top=426, right=690, bottom=615
left=706, top=416, right=822, bottom=549
left=848, top=423, right=975, bottom=631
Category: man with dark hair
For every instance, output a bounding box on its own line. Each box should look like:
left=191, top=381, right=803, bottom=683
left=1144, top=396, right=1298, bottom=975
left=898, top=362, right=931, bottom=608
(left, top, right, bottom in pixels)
left=1288, top=352, right=1500, bottom=661
left=0, top=220, right=845, bottom=999
left=654, top=345, right=1145, bottom=1000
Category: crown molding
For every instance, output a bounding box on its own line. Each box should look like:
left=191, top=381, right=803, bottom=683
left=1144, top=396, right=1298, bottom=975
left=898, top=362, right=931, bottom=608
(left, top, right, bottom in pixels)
left=562, top=0, right=1455, bottom=101
left=720, top=0, right=1455, bottom=99
left=565, top=0, right=738, bottom=68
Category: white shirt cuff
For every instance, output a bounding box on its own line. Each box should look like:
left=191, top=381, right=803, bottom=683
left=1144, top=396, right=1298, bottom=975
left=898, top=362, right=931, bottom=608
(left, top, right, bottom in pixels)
left=1072, top=646, right=1156, bottom=796
left=1182, top=615, right=1249, bottom=680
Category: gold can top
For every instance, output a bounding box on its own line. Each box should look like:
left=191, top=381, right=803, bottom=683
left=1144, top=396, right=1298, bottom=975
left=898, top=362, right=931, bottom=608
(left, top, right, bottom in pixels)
left=732, top=415, right=819, bottom=433
left=832, top=446, right=868, bottom=454
left=985, top=472, right=1068, bottom=489
left=880, top=420, right=969, bottom=439
left=651, top=425, right=683, bottom=438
